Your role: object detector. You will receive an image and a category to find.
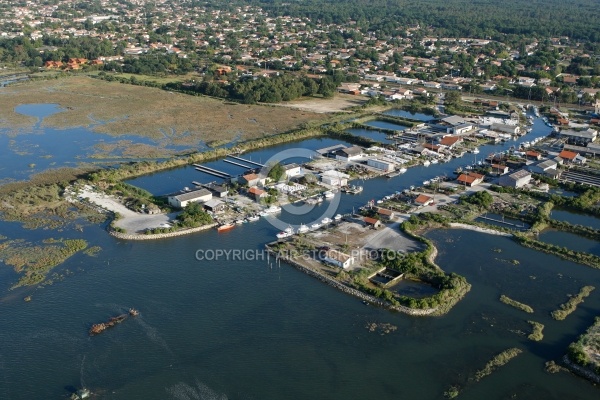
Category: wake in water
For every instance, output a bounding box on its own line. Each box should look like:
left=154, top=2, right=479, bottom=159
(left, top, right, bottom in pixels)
left=166, top=380, right=228, bottom=400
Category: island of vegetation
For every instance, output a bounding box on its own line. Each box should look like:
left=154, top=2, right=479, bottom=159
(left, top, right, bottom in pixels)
left=527, top=321, right=545, bottom=341
left=551, top=286, right=596, bottom=321
left=565, top=316, right=600, bottom=384
left=499, top=295, right=534, bottom=314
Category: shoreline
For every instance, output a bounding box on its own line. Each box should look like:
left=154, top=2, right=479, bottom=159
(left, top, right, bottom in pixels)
left=108, top=222, right=218, bottom=240
left=265, top=246, right=439, bottom=316
left=449, top=222, right=513, bottom=237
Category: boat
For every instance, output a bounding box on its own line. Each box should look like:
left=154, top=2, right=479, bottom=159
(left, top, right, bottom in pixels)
left=316, top=196, right=323, bottom=203
left=297, top=224, right=309, bottom=234
left=266, top=205, right=281, bottom=213
left=246, top=215, right=259, bottom=222
left=472, top=148, right=480, bottom=154
left=259, top=211, right=270, bottom=217
left=305, top=197, right=317, bottom=205
left=345, top=185, right=363, bottom=194
left=276, top=226, right=294, bottom=239
left=376, top=199, right=383, bottom=204
left=334, top=214, right=342, bottom=221
left=310, top=223, right=322, bottom=230
left=323, top=191, right=335, bottom=199
left=399, top=167, right=407, bottom=174
left=321, top=217, right=332, bottom=225
left=217, top=223, right=235, bottom=232
left=431, top=159, right=439, bottom=164
left=423, top=180, right=430, bottom=186
left=234, top=219, right=244, bottom=224
left=89, top=313, right=127, bottom=336
left=423, top=160, right=431, bottom=167
left=71, top=388, right=91, bottom=400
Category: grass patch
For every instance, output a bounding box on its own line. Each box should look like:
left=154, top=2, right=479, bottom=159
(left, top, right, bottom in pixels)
left=499, top=294, right=534, bottom=313
left=473, top=348, right=523, bottom=382
left=551, top=286, right=595, bottom=321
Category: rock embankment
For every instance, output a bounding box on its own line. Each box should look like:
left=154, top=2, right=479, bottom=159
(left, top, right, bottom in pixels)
left=449, top=222, right=513, bottom=237
left=109, top=223, right=217, bottom=240
left=267, top=248, right=437, bottom=316
left=562, top=355, right=600, bottom=384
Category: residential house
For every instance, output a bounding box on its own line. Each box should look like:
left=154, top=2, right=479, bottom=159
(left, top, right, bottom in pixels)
left=414, top=194, right=434, bottom=207
left=283, top=163, right=302, bottom=178
left=558, top=149, right=578, bottom=163
left=490, top=164, right=509, bottom=175
left=376, top=207, right=395, bottom=220
left=241, top=173, right=264, bottom=187
left=247, top=186, right=268, bottom=200
left=203, top=198, right=226, bottom=213
left=363, top=217, right=382, bottom=228
left=525, top=150, right=542, bottom=161
left=457, top=172, right=484, bottom=186
left=323, top=249, right=355, bottom=269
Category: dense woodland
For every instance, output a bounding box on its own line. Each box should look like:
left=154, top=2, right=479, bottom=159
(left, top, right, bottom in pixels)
left=237, top=0, right=600, bottom=42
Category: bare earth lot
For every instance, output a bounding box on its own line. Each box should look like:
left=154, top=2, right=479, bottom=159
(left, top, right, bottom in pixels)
left=0, top=76, right=328, bottom=144
left=277, top=93, right=368, bottom=113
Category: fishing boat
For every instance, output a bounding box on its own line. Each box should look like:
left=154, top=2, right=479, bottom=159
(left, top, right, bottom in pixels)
left=472, top=148, right=480, bottom=154
left=323, top=191, right=335, bottom=199
left=334, top=214, right=342, bottom=221
left=310, top=223, right=322, bottom=230
left=316, top=196, right=323, bottom=203
left=297, top=224, right=309, bottom=234
left=276, top=226, right=294, bottom=239
left=423, top=180, right=431, bottom=186
left=217, top=223, right=235, bottom=232
left=431, top=159, right=439, bottom=164
left=345, top=185, right=363, bottom=194
left=259, top=211, right=270, bottom=217
left=399, top=167, right=407, bottom=174
left=423, top=160, right=431, bottom=167
left=266, top=205, right=281, bottom=213
left=246, top=214, right=259, bottom=222
left=234, top=219, right=244, bottom=225
left=321, top=217, right=332, bottom=225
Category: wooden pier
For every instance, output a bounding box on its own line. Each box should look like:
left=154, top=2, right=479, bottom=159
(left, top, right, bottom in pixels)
left=228, top=155, right=264, bottom=167
left=223, top=159, right=254, bottom=169
left=192, top=164, right=230, bottom=178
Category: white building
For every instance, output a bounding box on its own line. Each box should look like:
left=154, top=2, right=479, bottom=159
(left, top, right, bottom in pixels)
left=499, top=169, right=532, bottom=188
left=367, top=158, right=396, bottom=172
left=323, top=249, right=355, bottom=269
left=320, top=170, right=349, bottom=187
left=283, top=163, right=302, bottom=178
left=168, top=188, right=212, bottom=209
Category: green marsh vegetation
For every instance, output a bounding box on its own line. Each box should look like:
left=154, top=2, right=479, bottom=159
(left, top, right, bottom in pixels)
left=567, top=317, right=600, bottom=376
left=499, top=295, right=534, bottom=313
left=551, top=286, right=595, bottom=321
left=0, top=237, right=88, bottom=288
left=527, top=321, right=545, bottom=341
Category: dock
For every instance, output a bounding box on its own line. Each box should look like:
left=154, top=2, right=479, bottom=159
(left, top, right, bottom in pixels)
left=223, top=159, right=254, bottom=169
left=227, top=155, right=264, bottom=167
left=192, top=164, right=230, bottom=178
left=478, top=215, right=527, bottom=228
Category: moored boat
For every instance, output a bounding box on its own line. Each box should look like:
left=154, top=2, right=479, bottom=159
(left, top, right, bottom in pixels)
left=297, top=224, right=309, bottom=234
left=217, top=223, right=235, bottom=232
left=276, top=226, right=294, bottom=239
left=334, top=214, right=342, bottom=221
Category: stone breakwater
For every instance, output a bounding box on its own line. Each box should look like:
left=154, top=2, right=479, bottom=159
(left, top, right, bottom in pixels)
left=267, top=247, right=437, bottom=316
left=562, top=355, right=600, bottom=384
left=449, top=223, right=513, bottom=237
left=109, top=223, right=218, bottom=240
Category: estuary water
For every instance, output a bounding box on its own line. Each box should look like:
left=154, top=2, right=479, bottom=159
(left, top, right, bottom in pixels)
left=1, top=106, right=599, bottom=399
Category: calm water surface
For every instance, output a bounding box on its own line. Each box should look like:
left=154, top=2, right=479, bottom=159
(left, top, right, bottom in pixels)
left=382, top=109, right=436, bottom=122
left=4, top=109, right=598, bottom=399
left=538, top=229, right=600, bottom=257
left=550, top=209, right=600, bottom=230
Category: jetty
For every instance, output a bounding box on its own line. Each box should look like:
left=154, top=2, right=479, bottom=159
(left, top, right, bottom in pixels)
left=192, top=164, right=230, bottom=178
left=228, top=155, right=264, bottom=167
left=223, top=159, right=255, bottom=169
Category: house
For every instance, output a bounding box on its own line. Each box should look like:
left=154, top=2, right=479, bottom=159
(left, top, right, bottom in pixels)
left=168, top=188, right=212, bottom=209
left=367, top=158, right=395, bottom=172
left=528, top=159, right=558, bottom=175
left=457, top=172, right=484, bottom=186
left=334, top=146, right=363, bottom=161
left=248, top=186, right=268, bottom=200
left=283, top=163, right=302, bottom=178
left=376, top=208, right=395, bottom=220
left=490, top=164, right=509, bottom=175
left=499, top=169, right=532, bottom=188
left=203, top=198, right=226, bottom=213
left=363, top=217, right=382, bottom=228
left=323, top=249, right=355, bottom=269
left=241, top=173, right=263, bottom=187
left=320, top=170, right=349, bottom=187
left=525, top=150, right=542, bottom=161
left=414, top=194, right=434, bottom=206
left=439, top=135, right=463, bottom=148
left=558, top=149, right=578, bottom=163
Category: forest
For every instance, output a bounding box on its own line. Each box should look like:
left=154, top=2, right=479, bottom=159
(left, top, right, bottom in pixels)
left=232, top=0, right=600, bottom=42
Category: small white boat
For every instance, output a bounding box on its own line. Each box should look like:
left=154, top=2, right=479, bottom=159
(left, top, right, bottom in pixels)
left=423, top=180, right=430, bottom=186
left=266, top=205, right=281, bottom=213
left=247, top=215, right=259, bottom=222
left=376, top=200, right=383, bottom=204
left=431, top=159, right=439, bottom=164
left=323, top=191, right=334, bottom=199
left=472, top=148, right=480, bottom=154
left=276, top=226, right=294, bottom=239
left=334, top=214, right=342, bottom=221
left=316, top=197, right=323, bottom=203
left=423, top=160, right=431, bottom=167
left=259, top=211, right=270, bottom=217
left=234, top=219, right=244, bottom=225
left=321, top=217, right=332, bottom=225
left=399, top=167, right=407, bottom=174
left=310, top=223, right=322, bottom=230
left=297, top=224, right=309, bottom=234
